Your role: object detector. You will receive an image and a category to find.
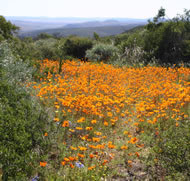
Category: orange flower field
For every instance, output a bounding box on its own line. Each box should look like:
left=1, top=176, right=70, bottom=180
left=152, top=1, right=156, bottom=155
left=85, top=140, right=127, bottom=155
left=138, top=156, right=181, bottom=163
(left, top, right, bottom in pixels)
left=29, top=59, right=190, bottom=179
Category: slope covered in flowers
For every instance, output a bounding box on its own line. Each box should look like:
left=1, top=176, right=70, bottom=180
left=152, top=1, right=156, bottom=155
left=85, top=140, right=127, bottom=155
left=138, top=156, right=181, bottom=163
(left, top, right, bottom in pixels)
left=30, top=59, right=190, bottom=179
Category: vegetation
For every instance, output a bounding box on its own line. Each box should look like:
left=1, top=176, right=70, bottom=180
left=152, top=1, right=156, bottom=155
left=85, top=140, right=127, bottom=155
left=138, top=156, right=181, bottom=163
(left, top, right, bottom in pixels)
left=0, top=16, right=19, bottom=41
left=29, top=59, right=190, bottom=180
left=20, top=24, right=142, bottom=38
left=0, top=8, right=190, bottom=180
left=0, top=42, right=50, bottom=180
left=86, top=43, right=119, bottom=62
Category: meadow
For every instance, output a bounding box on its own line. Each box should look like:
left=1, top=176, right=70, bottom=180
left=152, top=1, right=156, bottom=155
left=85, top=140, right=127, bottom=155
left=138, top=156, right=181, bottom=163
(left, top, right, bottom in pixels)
left=1, top=10, right=190, bottom=180
left=28, top=59, right=190, bottom=180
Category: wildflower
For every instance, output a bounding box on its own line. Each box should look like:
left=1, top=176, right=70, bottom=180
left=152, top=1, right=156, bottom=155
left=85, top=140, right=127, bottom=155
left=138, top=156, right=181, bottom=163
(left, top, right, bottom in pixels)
left=135, top=152, right=140, bottom=157
left=54, top=118, right=60, bottom=122
left=62, top=120, right=69, bottom=127
left=92, top=137, right=101, bottom=142
left=121, top=145, right=128, bottom=150
left=64, top=157, right=70, bottom=162
left=134, top=122, right=139, bottom=126
left=78, top=146, right=87, bottom=151
left=75, top=161, right=84, bottom=168
left=86, top=127, right=93, bottom=130
left=40, top=162, right=47, bottom=167
left=155, top=131, right=159, bottom=136
left=123, top=131, right=128, bottom=135
left=78, top=153, right=85, bottom=158
left=70, top=163, right=75, bottom=168
left=77, top=117, right=85, bottom=123
left=94, top=131, right=102, bottom=136
left=88, top=165, right=96, bottom=170
left=32, top=176, right=39, bottom=181
left=55, top=105, right=60, bottom=109
left=69, top=129, right=75, bottom=132
left=89, top=154, right=95, bottom=158
left=61, top=161, right=66, bottom=166
left=129, top=137, right=138, bottom=144
left=69, top=156, right=75, bottom=161
left=108, top=142, right=116, bottom=149
left=91, top=120, right=97, bottom=124
left=76, top=127, right=83, bottom=130
left=102, top=160, right=108, bottom=165
left=107, top=112, right=113, bottom=117
left=104, top=121, right=108, bottom=126
left=44, top=132, right=48, bottom=136
left=128, top=160, right=132, bottom=164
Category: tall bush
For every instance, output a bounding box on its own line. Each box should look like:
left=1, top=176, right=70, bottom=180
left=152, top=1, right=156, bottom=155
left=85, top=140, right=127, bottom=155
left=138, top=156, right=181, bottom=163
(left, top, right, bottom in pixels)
left=0, top=41, right=49, bottom=180
left=86, top=43, right=119, bottom=63
left=63, top=37, right=93, bottom=59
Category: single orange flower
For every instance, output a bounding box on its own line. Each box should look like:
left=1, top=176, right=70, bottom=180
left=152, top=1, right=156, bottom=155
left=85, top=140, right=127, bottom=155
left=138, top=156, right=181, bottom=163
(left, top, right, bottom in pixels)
left=89, top=154, right=95, bottom=158
left=78, top=153, right=85, bottom=158
left=121, top=145, right=128, bottom=150
left=61, top=161, right=66, bottom=166
left=62, top=120, right=69, bottom=127
left=70, top=163, right=75, bottom=168
left=40, top=161, right=47, bottom=167
left=91, top=120, right=97, bottom=124
left=88, top=165, right=96, bottom=170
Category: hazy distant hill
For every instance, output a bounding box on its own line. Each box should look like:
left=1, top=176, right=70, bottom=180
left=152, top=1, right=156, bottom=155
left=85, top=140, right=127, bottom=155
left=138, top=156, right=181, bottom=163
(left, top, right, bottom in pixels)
left=6, top=16, right=148, bottom=37
left=20, top=24, right=146, bottom=37
left=64, top=20, right=135, bottom=28
left=9, top=20, right=67, bottom=32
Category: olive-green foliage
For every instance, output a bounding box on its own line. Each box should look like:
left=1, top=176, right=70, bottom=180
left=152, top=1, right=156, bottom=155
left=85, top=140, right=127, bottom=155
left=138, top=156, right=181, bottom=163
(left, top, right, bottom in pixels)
left=153, top=119, right=190, bottom=180
left=0, top=16, right=19, bottom=40
left=114, top=33, right=129, bottom=47
left=9, top=37, right=38, bottom=62
left=34, top=38, right=59, bottom=60
left=0, top=41, right=49, bottom=180
left=144, top=9, right=190, bottom=65
left=63, top=36, right=93, bottom=59
left=0, top=80, right=48, bottom=180
left=86, top=43, right=119, bottom=62
left=113, top=9, right=190, bottom=66
left=93, top=32, right=100, bottom=41
left=35, top=33, right=54, bottom=40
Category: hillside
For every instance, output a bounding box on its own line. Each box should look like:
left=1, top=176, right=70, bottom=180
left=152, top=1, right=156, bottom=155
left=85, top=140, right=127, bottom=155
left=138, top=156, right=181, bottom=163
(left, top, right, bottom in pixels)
left=6, top=16, right=147, bottom=37
left=19, top=23, right=145, bottom=37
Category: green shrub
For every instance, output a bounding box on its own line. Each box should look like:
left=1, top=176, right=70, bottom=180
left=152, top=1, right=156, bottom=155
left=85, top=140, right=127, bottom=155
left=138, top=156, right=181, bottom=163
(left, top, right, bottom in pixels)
left=0, top=16, right=19, bottom=40
left=0, top=41, right=49, bottom=180
left=0, top=80, right=49, bottom=180
left=154, top=119, right=190, bottom=180
left=33, top=38, right=59, bottom=60
left=63, top=37, right=93, bottom=59
left=86, top=43, right=119, bottom=63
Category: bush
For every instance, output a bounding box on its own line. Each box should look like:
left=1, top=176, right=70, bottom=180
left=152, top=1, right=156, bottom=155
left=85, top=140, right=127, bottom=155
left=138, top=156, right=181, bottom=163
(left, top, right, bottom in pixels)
left=63, top=37, right=93, bottom=59
left=0, top=41, right=49, bottom=180
left=153, top=119, right=190, bottom=180
left=34, top=38, right=59, bottom=60
left=86, top=43, right=119, bottom=63
left=0, top=81, right=48, bottom=180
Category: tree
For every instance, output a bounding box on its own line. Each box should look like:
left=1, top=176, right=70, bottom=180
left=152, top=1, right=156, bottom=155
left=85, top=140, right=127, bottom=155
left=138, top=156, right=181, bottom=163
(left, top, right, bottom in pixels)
left=63, top=37, right=93, bottom=59
left=86, top=43, right=119, bottom=62
left=0, top=16, right=19, bottom=40
left=144, top=8, right=190, bottom=65
left=93, top=32, right=100, bottom=41
left=153, top=7, right=165, bottom=23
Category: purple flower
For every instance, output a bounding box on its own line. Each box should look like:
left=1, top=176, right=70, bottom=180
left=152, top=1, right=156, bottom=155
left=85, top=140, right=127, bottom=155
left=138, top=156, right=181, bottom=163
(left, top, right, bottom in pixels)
left=75, top=161, right=84, bottom=168
left=32, top=176, right=39, bottom=181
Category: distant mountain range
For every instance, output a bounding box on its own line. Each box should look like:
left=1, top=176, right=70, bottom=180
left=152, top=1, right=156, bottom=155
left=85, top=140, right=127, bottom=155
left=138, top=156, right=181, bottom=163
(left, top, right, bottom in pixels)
left=6, top=16, right=148, bottom=37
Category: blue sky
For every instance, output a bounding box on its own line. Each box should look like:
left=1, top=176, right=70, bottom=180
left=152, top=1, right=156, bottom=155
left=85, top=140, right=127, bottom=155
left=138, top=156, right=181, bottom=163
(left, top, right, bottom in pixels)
left=1, top=0, right=189, bottom=18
